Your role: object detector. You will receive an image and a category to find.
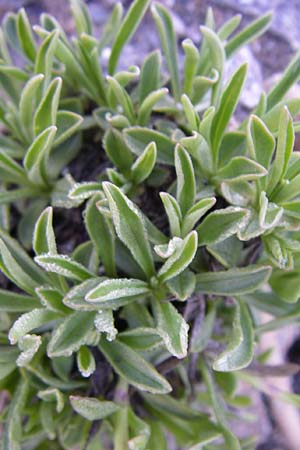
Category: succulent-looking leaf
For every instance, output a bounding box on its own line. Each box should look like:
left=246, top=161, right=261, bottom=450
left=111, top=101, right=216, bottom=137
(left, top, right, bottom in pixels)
left=175, top=144, right=196, bottom=215
left=77, top=346, right=96, bottom=378
left=247, top=115, right=275, bottom=170
left=216, top=156, right=267, bottom=182
left=2, top=379, right=29, bottom=450
left=182, top=197, right=216, bottom=236
left=35, top=253, right=94, bottom=281
left=70, top=396, right=120, bottom=420
left=153, top=299, right=189, bottom=358
left=166, top=269, right=196, bottom=301
left=34, top=77, right=62, bottom=136
left=196, top=265, right=271, bottom=295
left=124, top=127, right=174, bottom=165
left=33, top=206, right=57, bottom=255
left=38, top=388, right=65, bottom=413
left=131, top=142, right=157, bottom=183
left=158, top=231, right=198, bottom=282
left=267, top=107, right=294, bottom=196
left=16, top=334, right=41, bottom=367
left=151, top=2, right=180, bottom=100
left=103, top=182, right=155, bottom=278
left=94, top=309, right=118, bottom=341
left=225, top=12, right=272, bottom=58
left=108, top=0, right=151, bottom=74
left=85, top=195, right=116, bottom=277
left=47, top=311, right=96, bottom=357
left=9, top=308, right=58, bottom=344
left=197, top=207, right=249, bottom=246
left=99, top=338, right=171, bottom=394
left=211, top=64, right=247, bottom=164
left=139, top=50, right=162, bottom=103
left=213, top=301, right=254, bottom=371
left=103, top=127, right=133, bottom=176
left=160, top=192, right=182, bottom=237
left=23, top=125, right=57, bottom=185
left=86, top=278, right=149, bottom=304
left=0, top=289, right=40, bottom=312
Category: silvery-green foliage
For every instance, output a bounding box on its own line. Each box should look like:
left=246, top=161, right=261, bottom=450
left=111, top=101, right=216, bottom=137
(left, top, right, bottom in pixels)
left=1, top=1, right=300, bottom=449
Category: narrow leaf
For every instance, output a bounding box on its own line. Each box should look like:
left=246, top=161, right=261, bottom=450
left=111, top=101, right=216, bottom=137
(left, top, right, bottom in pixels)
left=99, top=338, right=171, bottom=394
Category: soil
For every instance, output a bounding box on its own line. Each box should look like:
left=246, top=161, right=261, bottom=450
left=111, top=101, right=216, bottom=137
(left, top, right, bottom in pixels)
left=1, top=1, right=300, bottom=449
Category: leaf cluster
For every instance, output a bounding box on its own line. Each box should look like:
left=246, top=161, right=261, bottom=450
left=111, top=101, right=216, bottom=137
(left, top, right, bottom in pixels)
left=0, top=1, right=300, bottom=449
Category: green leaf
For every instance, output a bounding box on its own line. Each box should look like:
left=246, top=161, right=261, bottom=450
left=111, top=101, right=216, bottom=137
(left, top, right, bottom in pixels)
left=103, top=127, right=133, bottom=176
left=191, top=300, right=217, bottom=353
left=94, top=309, right=117, bottom=341
left=267, top=106, right=294, bottom=196
left=17, top=8, right=36, bottom=61
left=139, top=50, right=161, bottom=103
left=0, top=229, right=47, bottom=290
left=247, top=114, right=275, bottom=170
left=158, top=231, right=198, bottom=282
left=195, top=265, right=271, bottom=295
left=0, top=239, right=40, bottom=294
left=36, top=286, right=69, bottom=314
left=33, top=77, right=62, bottom=136
left=151, top=2, right=180, bottom=100
left=103, top=182, right=155, bottom=278
left=54, top=110, right=83, bottom=147
left=118, top=328, right=162, bottom=352
left=166, top=269, right=196, bottom=301
left=33, top=206, right=57, bottom=255
left=77, top=346, right=96, bottom=378
left=207, top=236, right=243, bottom=268
left=99, top=338, right=171, bottom=394
left=86, top=278, right=150, bottom=309
left=34, top=30, right=59, bottom=87
left=8, top=308, right=58, bottom=344
left=23, top=125, right=57, bottom=185
left=131, top=142, right=157, bottom=183
left=70, top=0, right=93, bottom=35
left=0, top=150, right=28, bottom=184
left=107, top=76, right=135, bottom=124
left=138, top=88, right=168, bottom=126
left=218, top=14, right=241, bottom=40
left=85, top=195, right=116, bottom=277
left=153, top=299, right=189, bottom=358
left=200, top=25, right=225, bottom=90
left=0, top=289, right=40, bottom=312
left=69, top=182, right=102, bottom=201
left=181, top=94, right=200, bottom=131
left=213, top=301, right=254, bottom=371
left=35, top=253, right=94, bottom=281
left=211, top=64, right=247, bottom=164
left=216, top=156, right=267, bottom=182
left=175, top=144, right=196, bottom=215
left=266, top=53, right=300, bottom=111
left=99, top=3, right=123, bottom=51
left=108, top=0, right=151, bottom=74
left=124, top=127, right=174, bottom=165
left=160, top=192, right=182, bottom=237
left=197, top=207, right=249, bottom=246
left=16, top=334, right=42, bottom=367
left=47, top=311, right=96, bottom=357
left=70, top=396, right=120, bottom=420
left=199, top=357, right=241, bottom=450
left=182, top=39, right=199, bottom=96
left=269, top=270, right=300, bottom=303
left=3, top=379, right=29, bottom=450
left=19, top=74, right=44, bottom=139
left=225, top=12, right=272, bottom=57
left=182, top=197, right=216, bottom=236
